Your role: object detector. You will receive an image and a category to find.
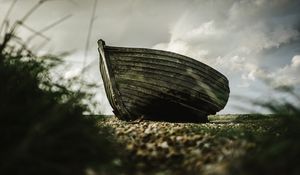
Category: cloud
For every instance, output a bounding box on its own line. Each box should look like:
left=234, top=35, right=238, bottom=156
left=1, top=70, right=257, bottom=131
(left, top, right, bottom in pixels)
left=227, top=54, right=300, bottom=89
left=235, top=21, right=299, bottom=55
left=152, top=19, right=221, bottom=64
left=267, top=55, right=300, bottom=88
left=151, top=0, right=300, bottom=114
left=1, top=0, right=300, bottom=114
left=152, top=0, right=300, bottom=82
left=292, top=55, right=300, bottom=67
left=186, top=21, right=220, bottom=38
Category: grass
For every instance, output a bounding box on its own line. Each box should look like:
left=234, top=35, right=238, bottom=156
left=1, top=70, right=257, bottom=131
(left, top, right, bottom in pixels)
left=229, top=93, right=300, bottom=175
left=1, top=42, right=298, bottom=174
left=0, top=2, right=120, bottom=173
left=1, top=1, right=300, bottom=174
left=0, top=43, right=123, bottom=175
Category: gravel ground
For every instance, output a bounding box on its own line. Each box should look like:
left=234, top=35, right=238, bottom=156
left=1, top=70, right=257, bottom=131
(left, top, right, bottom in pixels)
left=98, top=115, right=273, bottom=175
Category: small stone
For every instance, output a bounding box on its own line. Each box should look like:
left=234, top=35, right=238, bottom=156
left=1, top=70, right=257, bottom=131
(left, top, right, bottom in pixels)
left=126, top=143, right=134, bottom=150
left=160, top=141, right=169, bottom=149
left=144, top=127, right=151, bottom=134
left=176, top=136, right=183, bottom=141
left=191, top=149, right=201, bottom=156
left=204, top=143, right=210, bottom=148
left=146, top=143, right=155, bottom=149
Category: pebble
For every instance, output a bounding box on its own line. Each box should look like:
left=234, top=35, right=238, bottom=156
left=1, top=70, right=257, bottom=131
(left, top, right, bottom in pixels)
left=98, top=116, right=262, bottom=174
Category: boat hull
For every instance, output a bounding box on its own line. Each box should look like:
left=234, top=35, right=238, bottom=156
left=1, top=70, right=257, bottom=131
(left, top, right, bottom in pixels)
left=98, top=40, right=230, bottom=121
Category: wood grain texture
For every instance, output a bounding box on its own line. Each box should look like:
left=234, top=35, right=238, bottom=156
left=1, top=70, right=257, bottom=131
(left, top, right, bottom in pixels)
left=98, top=40, right=230, bottom=121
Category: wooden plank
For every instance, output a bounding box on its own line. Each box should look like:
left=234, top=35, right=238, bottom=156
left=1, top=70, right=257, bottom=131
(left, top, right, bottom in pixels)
left=109, top=51, right=229, bottom=87
left=98, top=39, right=230, bottom=121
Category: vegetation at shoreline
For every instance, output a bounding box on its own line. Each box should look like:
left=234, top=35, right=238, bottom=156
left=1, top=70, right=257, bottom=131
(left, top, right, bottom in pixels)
left=230, top=91, right=300, bottom=175
left=1, top=39, right=299, bottom=175
left=0, top=39, right=122, bottom=175
left=0, top=1, right=119, bottom=174
left=1, top=1, right=300, bottom=175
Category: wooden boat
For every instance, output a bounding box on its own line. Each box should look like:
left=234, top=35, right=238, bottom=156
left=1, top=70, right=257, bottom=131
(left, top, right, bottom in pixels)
left=98, top=39, right=230, bottom=122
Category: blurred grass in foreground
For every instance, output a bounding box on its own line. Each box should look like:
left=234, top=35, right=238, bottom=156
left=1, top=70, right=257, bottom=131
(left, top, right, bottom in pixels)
left=0, top=40, right=120, bottom=175
left=0, top=1, right=123, bottom=174
left=230, top=89, right=300, bottom=175
left=1, top=1, right=299, bottom=174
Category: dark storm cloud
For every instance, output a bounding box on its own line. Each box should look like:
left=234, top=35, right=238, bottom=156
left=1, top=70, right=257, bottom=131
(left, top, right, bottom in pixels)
left=1, top=0, right=300, bottom=114
left=153, top=0, right=300, bottom=93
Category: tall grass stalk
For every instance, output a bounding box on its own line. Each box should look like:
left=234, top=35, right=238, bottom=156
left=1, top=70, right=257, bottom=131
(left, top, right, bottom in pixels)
left=231, top=88, right=300, bottom=175
left=0, top=1, right=121, bottom=174
left=81, top=0, right=98, bottom=83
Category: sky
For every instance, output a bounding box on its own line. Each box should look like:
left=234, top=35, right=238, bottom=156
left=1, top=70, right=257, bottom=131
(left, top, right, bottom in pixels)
left=1, top=0, right=300, bottom=114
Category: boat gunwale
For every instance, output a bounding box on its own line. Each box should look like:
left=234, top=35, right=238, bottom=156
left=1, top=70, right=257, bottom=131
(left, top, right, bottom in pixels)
left=109, top=51, right=229, bottom=89
left=98, top=40, right=132, bottom=120
left=106, top=45, right=229, bottom=83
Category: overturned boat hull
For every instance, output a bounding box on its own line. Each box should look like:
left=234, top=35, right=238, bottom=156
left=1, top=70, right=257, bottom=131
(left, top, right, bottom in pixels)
left=98, top=39, right=230, bottom=121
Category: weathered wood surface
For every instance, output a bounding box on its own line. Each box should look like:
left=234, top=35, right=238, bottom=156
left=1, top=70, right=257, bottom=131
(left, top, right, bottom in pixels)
left=98, top=39, right=230, bottom=121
